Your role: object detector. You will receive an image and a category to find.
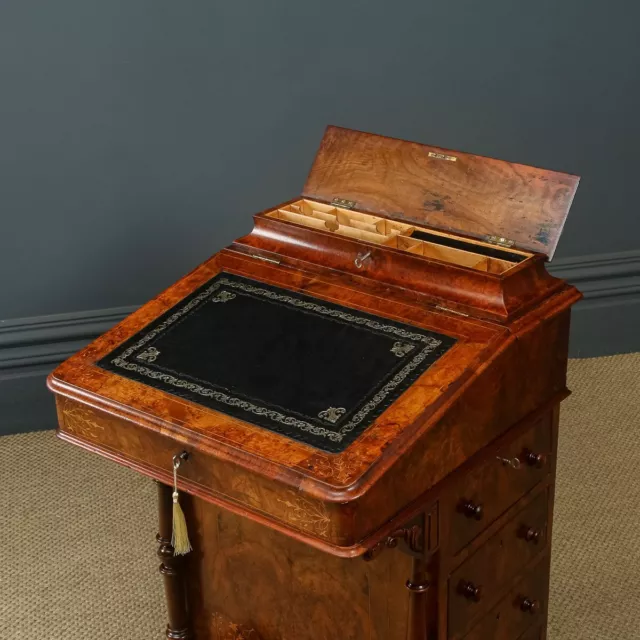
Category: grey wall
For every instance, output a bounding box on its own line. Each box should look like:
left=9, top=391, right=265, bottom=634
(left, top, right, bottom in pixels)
left=1, top=0, right=639, bottom=435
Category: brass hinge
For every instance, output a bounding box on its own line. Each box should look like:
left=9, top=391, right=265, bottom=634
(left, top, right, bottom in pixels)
left=332, top=197, right=357, bottom=210
left=485, top=235, right=515, bottom=248
left=428, top=151, right=457, bottom=162
left=435, top=305, right=470, bottom=318
left=251, top=254, right=281, bottom=265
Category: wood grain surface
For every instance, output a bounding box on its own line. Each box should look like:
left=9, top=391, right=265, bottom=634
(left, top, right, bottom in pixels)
left=47, top=126, right=581, bottom=639
left=303, top=126, right=579, bottom=259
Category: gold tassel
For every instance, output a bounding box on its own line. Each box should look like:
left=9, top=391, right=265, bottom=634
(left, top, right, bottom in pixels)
left=171, top=453, right=192, bottom=556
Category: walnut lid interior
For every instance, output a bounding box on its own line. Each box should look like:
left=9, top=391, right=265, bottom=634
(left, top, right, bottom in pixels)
left=302, top=126, right=580, bottom=259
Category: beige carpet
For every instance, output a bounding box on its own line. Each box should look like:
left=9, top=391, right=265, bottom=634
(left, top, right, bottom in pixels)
left=1, top=354, right=639, bottom=639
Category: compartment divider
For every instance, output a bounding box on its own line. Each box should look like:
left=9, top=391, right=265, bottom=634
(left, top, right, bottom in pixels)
left=266, top=199, right=530, bottom=274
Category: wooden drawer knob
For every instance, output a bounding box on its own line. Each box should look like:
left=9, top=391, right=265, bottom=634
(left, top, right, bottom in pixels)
left=459, top=581, right=483, bottom=602
left=524, top=527, right=542, bottom=544
left=524, top=450, right=546, bottom=468
left=520, top=597, right=541, bottom=614
left=461, top=501, right=484, bottom=520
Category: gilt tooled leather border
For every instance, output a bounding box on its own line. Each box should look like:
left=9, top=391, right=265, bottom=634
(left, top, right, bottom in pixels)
left=98, top=272, right=456, bottom=452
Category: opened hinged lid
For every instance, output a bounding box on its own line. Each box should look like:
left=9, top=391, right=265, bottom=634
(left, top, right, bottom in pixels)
left=303, top=126, right=580, bottom=259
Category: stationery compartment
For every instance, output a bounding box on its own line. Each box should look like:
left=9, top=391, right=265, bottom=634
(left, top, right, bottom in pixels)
left=385, top=235, right=515, bottom=272
left=273, top=200, right=398, bottom=246
left=266, top=199, right=531, bottom=274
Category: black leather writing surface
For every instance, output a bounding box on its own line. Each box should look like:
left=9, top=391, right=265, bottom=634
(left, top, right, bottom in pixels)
left=98, top=273, right=455, bottom=452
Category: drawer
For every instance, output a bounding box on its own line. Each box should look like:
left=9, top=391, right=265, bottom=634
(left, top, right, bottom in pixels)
left=448, top=413, right=551, bottom=555
left=462, top=557, right=549, bottom=640
left=55, top=396, right=347, bottom=544
left=448, top=490, right=549, bottom=638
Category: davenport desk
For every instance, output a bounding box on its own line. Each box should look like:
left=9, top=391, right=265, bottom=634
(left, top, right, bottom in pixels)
left=48, top=127, right=581, bottom=640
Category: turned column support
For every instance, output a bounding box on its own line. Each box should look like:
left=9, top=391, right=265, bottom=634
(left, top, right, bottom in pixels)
left=405, top=556, right=430, bottom=640
left=363, top=515, right=431, bottom=640
left=156, top=481, right=191, bottom=640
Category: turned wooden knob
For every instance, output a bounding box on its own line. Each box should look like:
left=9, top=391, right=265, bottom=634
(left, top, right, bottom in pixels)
left=524, top=451, right=546, bottom=468
left=460, top=581, right=483, bottom=602
left=524, top=527, right=542, bottom=544
left=461, top=501, right=484, bottom=520
left=520, top=598, right=540, bottom=614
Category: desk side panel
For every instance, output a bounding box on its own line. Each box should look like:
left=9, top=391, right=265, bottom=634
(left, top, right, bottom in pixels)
left=349, top=302, right=572, bottom=543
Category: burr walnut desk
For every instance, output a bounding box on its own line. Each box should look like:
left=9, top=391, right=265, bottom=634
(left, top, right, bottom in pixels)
left=48, top=126, right=581, bottom=640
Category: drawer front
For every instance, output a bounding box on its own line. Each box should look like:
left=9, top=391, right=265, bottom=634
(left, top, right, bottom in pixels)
left=449, top=413, right=551, bottom=554
left=56, top=396, right=346, bottom=544
left=462, top=557, right=549, bottom=640
left=448, top=491, right=549, bottom=638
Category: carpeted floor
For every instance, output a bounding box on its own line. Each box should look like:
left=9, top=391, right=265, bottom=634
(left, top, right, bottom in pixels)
left=1, top=354, right=638, bottom=639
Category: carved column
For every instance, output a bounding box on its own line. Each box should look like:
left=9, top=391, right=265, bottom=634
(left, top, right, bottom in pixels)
left=363, top=521, right=431, bottom=640
left=405, top=556, right=430, bottom=640
left=156, top=481, right=191, bottom=640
